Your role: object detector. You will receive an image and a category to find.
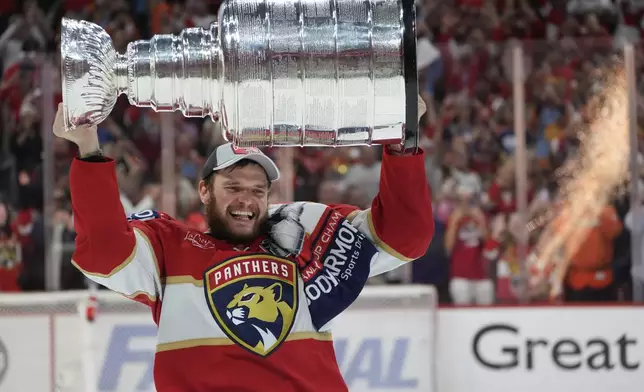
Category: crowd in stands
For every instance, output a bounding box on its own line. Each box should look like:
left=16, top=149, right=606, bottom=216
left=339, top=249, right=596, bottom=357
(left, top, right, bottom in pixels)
left=0, top=0, right=642, bottom=305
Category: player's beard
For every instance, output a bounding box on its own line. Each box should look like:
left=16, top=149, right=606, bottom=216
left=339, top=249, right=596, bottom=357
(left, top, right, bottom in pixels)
left=204, top=194, right=269, bottom=245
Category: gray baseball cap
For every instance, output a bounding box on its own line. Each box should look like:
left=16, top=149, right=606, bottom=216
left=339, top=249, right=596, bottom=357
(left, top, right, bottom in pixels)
left=201, top=143, right=280, bottom=182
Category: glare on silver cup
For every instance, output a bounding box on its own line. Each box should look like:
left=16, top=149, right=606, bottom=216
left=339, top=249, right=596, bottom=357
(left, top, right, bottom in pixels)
left=60, top=0, right=418, bottom=149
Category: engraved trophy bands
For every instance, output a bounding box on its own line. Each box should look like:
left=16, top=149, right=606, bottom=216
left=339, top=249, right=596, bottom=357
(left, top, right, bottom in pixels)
left=61, top=0, right=418, bottom=148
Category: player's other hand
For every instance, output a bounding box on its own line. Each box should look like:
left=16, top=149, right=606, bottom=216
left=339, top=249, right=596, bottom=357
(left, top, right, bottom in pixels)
left=386, top=94, right=427, bottom=155
left=53, top=103, right=100, bottom=156
left=417, top=94, right=426, bottom=121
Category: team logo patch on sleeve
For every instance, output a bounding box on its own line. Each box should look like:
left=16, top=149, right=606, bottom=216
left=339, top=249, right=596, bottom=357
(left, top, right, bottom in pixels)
left=203, top=255, right=298, bottom=357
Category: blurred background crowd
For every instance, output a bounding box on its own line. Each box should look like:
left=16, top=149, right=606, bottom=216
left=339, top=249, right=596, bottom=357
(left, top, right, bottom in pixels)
left=0, top=0, right=643, bottom=305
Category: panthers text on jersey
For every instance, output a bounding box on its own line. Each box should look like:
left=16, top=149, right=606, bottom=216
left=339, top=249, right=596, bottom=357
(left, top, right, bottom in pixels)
left=69, top=148, right=433, bottom=392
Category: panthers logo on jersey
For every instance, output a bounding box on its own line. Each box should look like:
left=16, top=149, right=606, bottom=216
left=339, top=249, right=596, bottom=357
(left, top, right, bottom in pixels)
left=203, top=254, right=298, bottom=357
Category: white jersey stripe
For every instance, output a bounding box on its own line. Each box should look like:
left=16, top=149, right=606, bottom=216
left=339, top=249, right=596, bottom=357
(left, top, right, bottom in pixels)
left=74, top=228, right=162, bottom=301
left=156, top=277, right=319, bottom=346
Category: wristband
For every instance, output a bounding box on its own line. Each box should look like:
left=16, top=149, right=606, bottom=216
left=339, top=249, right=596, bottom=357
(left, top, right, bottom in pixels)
left=79, top=149, right=107, bottom=162
left=386, top=144, right=417, bottom=156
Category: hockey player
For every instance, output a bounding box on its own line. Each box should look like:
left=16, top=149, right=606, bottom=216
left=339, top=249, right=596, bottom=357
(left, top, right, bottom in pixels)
left=52, top=97, right=433, bottom=391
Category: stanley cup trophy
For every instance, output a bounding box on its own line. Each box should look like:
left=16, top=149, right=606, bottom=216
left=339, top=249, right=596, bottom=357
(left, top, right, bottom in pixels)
left=61, top=0, right=418, bottom=149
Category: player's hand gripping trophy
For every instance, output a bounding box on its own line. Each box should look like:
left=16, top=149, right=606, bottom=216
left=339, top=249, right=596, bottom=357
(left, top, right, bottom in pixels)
left=52, top=102, right=99, bottom=157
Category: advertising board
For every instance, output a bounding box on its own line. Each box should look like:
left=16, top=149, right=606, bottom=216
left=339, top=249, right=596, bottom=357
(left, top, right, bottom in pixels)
left=437, top=307, right=644, bottom=392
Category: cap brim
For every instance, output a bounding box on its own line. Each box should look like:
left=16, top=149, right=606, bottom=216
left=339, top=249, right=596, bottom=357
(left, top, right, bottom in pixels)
left=212, top=153, right=280, bottom=182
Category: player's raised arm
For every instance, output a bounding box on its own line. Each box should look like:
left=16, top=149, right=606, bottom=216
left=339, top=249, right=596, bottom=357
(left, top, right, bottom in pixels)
left=333, top=95, right=434, bottom=276
left=53, top=104, right=165, bottom=319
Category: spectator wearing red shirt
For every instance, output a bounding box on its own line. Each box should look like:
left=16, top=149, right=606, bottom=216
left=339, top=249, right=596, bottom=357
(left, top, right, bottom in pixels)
left=0, top=58, right=36, bottom=122
left=444, top=182, right=494, bottom=305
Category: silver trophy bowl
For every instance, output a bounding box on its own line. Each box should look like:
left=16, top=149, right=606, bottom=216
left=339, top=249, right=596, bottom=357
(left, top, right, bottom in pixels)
left=61, top=0, right=418, bottom=148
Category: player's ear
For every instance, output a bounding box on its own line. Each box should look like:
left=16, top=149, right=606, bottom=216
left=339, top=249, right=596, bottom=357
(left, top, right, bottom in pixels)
left=267, top=283, right=282, bottom=302
left=198, top=179, right=210, bottom=204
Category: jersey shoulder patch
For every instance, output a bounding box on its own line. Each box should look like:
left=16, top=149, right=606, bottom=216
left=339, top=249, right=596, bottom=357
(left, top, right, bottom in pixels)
left=127, top=209, right=165, bottom=222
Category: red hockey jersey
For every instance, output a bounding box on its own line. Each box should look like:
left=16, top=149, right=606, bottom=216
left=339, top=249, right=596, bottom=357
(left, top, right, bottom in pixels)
left=69, top=149, right=433, bottom=391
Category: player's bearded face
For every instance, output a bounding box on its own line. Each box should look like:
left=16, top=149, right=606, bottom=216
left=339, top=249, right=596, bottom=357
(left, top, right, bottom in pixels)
left=204, top=164, right=270, bottom=244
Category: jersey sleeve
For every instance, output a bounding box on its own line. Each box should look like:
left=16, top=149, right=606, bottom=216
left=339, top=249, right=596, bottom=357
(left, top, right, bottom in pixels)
left=70, top=158, right=166, bottom=319
left=333, top=148, right=434, bottom=276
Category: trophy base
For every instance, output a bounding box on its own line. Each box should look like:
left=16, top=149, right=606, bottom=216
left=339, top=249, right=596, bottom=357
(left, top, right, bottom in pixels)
left=226, top=122, right=407, bottom=148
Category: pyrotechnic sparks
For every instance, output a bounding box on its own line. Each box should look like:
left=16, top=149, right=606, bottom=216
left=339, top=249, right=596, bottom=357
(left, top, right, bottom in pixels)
left=528, top=69, right=631, bottom=298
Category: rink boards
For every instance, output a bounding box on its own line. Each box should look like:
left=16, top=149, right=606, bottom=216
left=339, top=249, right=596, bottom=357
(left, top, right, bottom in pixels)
left=2, top=288, right=644, bottom=392
left=0, top=286, right=436, bottom=392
